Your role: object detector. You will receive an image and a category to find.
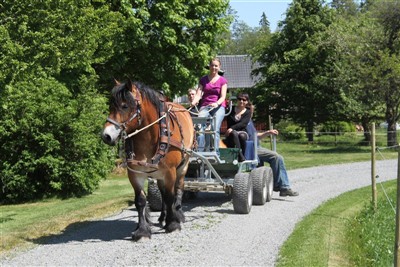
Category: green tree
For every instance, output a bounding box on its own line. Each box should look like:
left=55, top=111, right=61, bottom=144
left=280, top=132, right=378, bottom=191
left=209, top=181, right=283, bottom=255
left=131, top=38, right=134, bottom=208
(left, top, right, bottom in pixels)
left=327, top=0, right=400, bottom=145
left=219, top=20, right=260, bottom=55
left=373, top=0, right=400, bottom=146
left=0, top=0, right=232, bottom=202
left=254, top=0, right=337, bottom=141
left=259, top=12, right=270, bottom=29
left=331, top=0, right=358, bottom=17
left=325, top=14, right=386, bottom=142
left=104, top=0, right=232, bottom=94
left=219, top=10, right=271, bottom=55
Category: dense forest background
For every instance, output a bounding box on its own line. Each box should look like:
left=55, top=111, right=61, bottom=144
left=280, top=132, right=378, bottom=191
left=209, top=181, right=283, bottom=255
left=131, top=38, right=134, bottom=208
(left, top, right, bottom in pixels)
left=1, top=0, right=399, bottom=202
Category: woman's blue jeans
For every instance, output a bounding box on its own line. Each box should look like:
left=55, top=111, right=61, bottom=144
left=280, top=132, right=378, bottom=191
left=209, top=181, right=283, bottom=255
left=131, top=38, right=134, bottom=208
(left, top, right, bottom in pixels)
left=197, top=105, right=225, bottom=154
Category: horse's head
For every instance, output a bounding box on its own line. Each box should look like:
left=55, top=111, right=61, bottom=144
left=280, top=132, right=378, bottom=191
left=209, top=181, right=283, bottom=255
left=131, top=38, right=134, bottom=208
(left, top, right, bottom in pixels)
left=101, top=80, right=142, bottom=146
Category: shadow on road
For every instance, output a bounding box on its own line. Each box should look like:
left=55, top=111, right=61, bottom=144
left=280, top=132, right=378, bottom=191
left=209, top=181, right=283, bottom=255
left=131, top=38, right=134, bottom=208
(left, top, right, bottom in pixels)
left=30, top=192, right=232, bottom=246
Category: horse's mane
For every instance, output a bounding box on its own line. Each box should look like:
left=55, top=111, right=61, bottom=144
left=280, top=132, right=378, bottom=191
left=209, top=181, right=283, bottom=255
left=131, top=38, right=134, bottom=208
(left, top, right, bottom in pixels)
left=111, top=81, right=162, bottom=113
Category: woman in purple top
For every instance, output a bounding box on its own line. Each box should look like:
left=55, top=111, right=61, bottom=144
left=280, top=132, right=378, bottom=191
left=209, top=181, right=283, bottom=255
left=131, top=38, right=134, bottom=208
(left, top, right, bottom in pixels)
left=191, top=58, right=227, bottom=153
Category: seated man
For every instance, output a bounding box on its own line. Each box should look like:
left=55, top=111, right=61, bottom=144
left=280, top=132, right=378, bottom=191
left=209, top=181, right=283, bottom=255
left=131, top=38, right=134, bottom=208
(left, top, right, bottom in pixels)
left=247, top=120, right=299, bottom=197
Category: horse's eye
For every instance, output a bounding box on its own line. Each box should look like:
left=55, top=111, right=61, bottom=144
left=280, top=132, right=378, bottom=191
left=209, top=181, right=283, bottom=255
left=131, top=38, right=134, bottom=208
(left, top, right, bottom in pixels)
left=121, top=103, right=129, bottom=110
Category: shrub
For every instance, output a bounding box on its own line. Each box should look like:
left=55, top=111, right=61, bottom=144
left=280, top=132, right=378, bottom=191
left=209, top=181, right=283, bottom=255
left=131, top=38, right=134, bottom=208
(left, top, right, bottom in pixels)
left=0, top=76, right=114, bottom=203
left=275, top=121, right=305, bottom=140
left=319, top=121, right=355, bottom=135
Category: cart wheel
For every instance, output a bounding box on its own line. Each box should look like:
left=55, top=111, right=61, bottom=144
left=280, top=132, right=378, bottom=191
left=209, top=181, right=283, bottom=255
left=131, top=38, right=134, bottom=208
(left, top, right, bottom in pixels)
left=250, top=167, right=268, bottom=205
left=147, top=180, right=163, bottom=211
left=233, top=172, right=253, bottom=214
left=266, top=167, right=273, bottom=202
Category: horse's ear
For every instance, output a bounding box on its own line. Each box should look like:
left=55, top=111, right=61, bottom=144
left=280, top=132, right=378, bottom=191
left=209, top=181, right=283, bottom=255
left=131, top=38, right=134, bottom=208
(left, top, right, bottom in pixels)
left=114, top=79, right=120, bottom=86
left=127, top=79, right=140, bottom=100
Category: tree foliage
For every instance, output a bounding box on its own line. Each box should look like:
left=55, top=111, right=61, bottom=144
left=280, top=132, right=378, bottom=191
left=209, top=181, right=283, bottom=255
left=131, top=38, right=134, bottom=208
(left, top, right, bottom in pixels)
left=252, top=0, right=399, bottom=145
left=103, top=0, right=232, bottom=94
left=326, top=0, right=400, bottom=145
left=0, top=0, right=231, bottom=202
left=218, top=10, right=271, bottom=56
left=372, top=0, right=400, bottom=146
left=254, top=0, right=337, bottom=141
left=326, top=14, right=387, bottom=140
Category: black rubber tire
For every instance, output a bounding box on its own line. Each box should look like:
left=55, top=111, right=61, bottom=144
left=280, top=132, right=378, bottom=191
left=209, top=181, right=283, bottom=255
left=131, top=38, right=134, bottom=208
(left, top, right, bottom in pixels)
left=266, top=167, right=273, bottom=202
left=147, top=180, right=163, bottom=211
left=232, top=172, right=253, bottom=214
left=250, top=167, right=268, bottom=205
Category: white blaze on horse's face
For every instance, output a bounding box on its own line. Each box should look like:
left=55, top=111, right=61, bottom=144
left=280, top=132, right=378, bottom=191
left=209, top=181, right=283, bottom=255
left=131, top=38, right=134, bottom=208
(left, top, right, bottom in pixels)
left=102, top=122, right=122, bottom=146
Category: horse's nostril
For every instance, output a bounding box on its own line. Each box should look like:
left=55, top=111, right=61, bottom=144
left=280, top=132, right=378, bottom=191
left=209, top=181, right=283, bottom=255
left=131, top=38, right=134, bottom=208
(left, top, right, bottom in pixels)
left=102, top=133, right=112, bottom=144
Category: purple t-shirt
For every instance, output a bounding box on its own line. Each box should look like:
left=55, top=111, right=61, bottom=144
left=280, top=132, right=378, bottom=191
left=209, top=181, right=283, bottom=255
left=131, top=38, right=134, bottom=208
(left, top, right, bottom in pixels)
left=199, top=75, right=227, bottom=108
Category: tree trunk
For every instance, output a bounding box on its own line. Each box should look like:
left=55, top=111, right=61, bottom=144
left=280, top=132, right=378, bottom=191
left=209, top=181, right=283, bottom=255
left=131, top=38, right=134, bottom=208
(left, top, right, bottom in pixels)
left=386, top=79, right=398, bottom=147
left=306, top=120, right=314, bottom=142
left=387, top=121, right=398, bottom=147
left=361, top=118, right=371, bottom=145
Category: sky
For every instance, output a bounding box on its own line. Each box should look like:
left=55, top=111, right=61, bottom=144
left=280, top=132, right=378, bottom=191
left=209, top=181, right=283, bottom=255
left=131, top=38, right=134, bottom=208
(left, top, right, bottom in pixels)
left=229, top=0, right=293, bottom=31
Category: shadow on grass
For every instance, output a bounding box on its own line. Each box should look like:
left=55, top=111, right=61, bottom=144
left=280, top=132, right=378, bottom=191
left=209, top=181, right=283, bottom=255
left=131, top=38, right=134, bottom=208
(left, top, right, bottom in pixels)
left=306, top=146, right=369, bottom=154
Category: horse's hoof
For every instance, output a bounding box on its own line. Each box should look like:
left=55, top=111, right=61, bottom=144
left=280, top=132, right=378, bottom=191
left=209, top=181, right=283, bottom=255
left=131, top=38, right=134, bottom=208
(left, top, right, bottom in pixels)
left=165, top=221, right=181, bottom=233
left=132, top=228, right=152, bottom=242
left=176, top=210, right=185, bottom=223
left=132, top=233, right=151, bottom=242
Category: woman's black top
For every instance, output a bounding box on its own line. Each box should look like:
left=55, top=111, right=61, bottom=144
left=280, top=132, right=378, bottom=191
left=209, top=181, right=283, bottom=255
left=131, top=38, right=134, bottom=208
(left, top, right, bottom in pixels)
left=226, top=107, right=251, bottom=132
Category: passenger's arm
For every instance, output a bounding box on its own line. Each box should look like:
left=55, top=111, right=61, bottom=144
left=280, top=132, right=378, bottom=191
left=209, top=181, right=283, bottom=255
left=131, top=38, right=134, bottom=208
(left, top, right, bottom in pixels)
left=191, top=84, right=203, bottom=107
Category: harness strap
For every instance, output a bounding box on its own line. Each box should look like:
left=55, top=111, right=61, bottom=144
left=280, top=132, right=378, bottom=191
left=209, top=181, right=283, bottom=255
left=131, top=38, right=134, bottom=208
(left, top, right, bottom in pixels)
left=126, top=159, right=159, bottom=173
left=151, top=99, right=170, bottom=164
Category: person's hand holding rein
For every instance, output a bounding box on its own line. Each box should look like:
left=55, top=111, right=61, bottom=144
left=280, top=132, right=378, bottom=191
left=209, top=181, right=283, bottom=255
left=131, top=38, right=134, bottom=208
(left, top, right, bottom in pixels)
left=208, top=102, right=220, bottom=108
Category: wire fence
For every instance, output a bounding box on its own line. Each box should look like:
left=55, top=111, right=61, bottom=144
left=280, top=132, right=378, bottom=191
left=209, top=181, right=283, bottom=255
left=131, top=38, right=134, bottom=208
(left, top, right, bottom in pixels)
left=266, top=129, right=399, bottom=147
left=375, top=145, right=399, bottom=215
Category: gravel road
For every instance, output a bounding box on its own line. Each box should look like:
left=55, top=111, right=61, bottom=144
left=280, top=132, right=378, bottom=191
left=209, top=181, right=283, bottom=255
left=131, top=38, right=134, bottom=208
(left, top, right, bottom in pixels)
left=2, top=159, right=397, bottom=267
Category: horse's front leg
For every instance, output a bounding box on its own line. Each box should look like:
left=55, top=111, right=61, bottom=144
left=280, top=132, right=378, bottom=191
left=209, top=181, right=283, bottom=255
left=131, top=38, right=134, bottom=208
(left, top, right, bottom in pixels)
left=163, top=168, right=184, bottom=233
left=129, top=175, right=152, bottom=241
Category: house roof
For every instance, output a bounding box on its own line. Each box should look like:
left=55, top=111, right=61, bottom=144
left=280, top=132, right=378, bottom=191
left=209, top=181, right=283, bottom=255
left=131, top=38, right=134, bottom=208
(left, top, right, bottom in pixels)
left=218, top=55, right=260, bottom=89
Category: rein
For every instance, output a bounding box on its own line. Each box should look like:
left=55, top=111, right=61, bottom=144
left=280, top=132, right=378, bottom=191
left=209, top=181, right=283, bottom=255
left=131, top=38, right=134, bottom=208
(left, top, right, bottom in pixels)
left=187, top=105, right=215, bottom=116
left=124, top=106, right=171, bottom=139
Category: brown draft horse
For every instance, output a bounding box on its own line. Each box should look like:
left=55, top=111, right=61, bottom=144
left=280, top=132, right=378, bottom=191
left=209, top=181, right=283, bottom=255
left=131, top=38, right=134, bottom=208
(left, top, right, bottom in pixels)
left=101, top=80, right=194, bottom=241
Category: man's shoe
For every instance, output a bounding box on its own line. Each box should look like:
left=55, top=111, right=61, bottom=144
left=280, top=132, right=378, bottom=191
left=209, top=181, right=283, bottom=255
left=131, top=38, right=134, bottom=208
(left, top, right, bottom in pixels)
left=280, top=188, right=299, bottom=197
left=273, top=187, right=281, bottom=192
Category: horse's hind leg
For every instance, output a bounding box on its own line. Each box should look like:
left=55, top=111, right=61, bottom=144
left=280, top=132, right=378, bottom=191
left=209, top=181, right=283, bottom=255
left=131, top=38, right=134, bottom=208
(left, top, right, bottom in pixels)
left=174, top=173, right=185, bottom=223
left=156, top=179, right=167, bottom=226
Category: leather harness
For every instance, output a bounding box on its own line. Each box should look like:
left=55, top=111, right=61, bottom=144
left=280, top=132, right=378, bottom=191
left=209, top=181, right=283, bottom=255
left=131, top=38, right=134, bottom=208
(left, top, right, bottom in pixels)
left=124, top=96, right=190, bottom=173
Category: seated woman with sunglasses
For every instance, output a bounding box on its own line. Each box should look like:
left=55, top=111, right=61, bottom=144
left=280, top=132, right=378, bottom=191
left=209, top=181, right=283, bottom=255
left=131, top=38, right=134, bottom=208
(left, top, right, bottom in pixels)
left=224, top=93, right=251, bottom=162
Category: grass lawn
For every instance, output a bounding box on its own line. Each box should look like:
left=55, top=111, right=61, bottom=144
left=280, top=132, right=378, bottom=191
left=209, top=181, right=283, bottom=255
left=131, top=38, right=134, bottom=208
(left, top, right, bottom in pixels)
left=277, top=180, right=398, bottom=266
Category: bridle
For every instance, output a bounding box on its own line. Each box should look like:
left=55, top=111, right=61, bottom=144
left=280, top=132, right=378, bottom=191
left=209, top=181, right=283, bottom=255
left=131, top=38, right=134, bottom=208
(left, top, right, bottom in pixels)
left=106, top=91, right=142, bottom=132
